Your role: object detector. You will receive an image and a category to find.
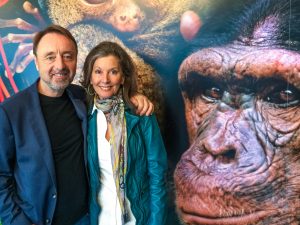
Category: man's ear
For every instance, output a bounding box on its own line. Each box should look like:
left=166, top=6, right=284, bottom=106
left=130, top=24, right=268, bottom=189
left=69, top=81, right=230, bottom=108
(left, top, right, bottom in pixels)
left=34, top=56, right=39, bottom=71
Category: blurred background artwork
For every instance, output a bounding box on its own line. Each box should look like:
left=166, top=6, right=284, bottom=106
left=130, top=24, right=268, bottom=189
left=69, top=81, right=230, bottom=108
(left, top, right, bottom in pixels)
left=0, top=0, right=212, bottom=162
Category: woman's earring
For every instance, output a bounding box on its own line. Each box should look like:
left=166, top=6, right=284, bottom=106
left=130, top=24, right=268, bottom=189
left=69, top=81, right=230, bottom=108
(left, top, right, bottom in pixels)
left=87, top=85, right=95, bottom=96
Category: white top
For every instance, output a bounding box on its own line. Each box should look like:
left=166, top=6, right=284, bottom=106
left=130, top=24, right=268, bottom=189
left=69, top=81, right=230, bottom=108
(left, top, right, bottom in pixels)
left=95, top=108, right=136, bottom=225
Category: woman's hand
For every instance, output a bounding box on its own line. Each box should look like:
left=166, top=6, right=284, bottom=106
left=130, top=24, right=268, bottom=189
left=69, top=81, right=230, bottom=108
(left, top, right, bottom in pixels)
left=130, top=94, right=154, bottom=116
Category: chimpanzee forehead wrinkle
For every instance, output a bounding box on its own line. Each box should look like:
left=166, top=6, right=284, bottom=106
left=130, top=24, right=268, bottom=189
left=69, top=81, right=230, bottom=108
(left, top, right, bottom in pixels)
left=179, top=46, right=300, bottom=89
left=178, top=47, right=233, bottom=80
left=233, top=48, right=300, bottom=87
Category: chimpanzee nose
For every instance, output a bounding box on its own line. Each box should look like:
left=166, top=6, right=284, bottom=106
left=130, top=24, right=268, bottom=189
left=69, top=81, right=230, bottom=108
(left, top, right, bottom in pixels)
left=221, top=91, right=254, bottom=110
left=213, top=149, right=236, bottom=164
left=203, top=140, right=237, bottom=164
left=199, top=113, right=245, bottom=165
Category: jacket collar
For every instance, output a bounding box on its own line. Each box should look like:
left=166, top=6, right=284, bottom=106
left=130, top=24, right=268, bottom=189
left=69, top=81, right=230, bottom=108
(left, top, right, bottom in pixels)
left=125, top=109, right=140, bottom=138
left=89, top=105, right=140, bottom=139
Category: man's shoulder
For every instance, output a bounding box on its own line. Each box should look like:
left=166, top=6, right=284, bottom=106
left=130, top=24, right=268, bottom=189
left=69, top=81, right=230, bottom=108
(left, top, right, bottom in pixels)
left=68, top=83, right=84, bottom=92
left=0, top=83, right=37, bottom=109
left=67, top=84, right=86, bottom=99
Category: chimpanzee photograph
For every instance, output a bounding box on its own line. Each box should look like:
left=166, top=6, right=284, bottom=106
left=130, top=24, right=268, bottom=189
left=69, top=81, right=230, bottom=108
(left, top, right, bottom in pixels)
left=175, top=0, right=300, bottom=224
left=1, top=0, right=300, bottom=225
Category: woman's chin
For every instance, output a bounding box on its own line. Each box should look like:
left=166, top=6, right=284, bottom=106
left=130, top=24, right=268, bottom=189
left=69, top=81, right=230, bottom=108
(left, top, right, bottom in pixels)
left=95, top=89, right=119, bottom=100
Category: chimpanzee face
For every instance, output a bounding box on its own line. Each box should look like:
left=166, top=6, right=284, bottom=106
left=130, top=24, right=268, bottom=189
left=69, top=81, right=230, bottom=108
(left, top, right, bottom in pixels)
left=175, top=42, right=300, bottom=224
left=174, top=0, right=300, bottom=222
left=179, top=45, right=300, bottom=143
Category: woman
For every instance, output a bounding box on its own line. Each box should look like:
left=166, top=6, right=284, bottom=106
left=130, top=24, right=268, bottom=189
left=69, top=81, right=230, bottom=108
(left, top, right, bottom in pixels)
left=81, top=41, right=168, bottom=225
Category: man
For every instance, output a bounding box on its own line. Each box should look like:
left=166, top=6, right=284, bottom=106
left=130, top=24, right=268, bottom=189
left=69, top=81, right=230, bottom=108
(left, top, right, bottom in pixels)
left=0, top=25, right=153, bottom=225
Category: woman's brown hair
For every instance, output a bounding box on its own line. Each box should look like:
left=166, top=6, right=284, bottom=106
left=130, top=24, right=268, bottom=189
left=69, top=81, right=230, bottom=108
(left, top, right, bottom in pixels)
left=80, top=41, right=138, bottom=110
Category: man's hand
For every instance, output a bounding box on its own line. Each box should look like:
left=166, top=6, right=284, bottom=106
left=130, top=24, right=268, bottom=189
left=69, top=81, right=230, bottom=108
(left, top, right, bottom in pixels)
left=130, top=94, right=154, bottom=116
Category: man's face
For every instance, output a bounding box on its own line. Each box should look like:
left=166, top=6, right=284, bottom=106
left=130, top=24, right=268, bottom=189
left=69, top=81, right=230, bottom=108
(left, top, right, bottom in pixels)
left=34, top=32, right=77, bottom=97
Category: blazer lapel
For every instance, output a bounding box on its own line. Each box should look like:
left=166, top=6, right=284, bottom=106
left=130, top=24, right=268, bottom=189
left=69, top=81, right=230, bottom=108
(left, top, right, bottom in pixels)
left=66, top=87, right=88, bottom=169
left=28, top=81, right=57, bottom=187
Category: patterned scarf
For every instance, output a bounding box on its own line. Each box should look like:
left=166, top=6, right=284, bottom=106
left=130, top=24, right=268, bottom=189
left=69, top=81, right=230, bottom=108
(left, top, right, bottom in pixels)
left=94, top=91, right=129, bottom=224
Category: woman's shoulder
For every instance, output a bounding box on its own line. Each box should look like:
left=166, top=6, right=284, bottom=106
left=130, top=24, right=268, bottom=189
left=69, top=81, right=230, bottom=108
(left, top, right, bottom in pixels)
left=125, top=110, right=158, bottom=129
left=125, top=109, right=156, bottom=120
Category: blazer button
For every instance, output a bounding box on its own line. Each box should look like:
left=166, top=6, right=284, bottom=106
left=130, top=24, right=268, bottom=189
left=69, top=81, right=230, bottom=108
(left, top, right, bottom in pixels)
left=52, top=194, right=57, bottom=199
left=46, top=218, right=51, bottom=223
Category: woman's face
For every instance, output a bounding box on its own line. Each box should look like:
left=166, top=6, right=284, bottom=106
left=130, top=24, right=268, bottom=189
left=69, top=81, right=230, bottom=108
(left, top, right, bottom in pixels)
left=90, top=55, right=124, bottom=99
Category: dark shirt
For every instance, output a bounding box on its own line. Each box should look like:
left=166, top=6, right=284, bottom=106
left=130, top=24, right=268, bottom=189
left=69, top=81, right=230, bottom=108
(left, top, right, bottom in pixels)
left=39, top=92, right=88, bottom=225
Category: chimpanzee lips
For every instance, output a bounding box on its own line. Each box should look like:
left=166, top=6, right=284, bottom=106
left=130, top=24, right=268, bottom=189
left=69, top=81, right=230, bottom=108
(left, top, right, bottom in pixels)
left=179, top=207, right=273, bottom=225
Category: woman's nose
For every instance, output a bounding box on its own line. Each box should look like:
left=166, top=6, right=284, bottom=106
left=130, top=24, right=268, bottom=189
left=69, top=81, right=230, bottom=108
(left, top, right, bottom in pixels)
left=101, top=73, right=110, bottom=83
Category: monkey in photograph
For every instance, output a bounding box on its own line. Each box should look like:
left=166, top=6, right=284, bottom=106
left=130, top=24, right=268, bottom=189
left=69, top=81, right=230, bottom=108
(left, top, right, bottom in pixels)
left=175, top=0, right=300, bottom=224
left=45, top=0, right=207, bottom=62
left=43, top=0, right=208, bottom=129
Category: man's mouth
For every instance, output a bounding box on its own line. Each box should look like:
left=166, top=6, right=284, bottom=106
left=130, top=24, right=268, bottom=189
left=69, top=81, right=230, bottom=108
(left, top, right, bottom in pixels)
left=52, top=72, right=68, bottom=76
left=51, top=72, right=70, bottom=81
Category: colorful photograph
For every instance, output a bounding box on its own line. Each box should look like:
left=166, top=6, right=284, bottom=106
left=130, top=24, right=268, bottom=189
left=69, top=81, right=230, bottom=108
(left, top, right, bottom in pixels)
left=1, top=0, right=299, bottom=224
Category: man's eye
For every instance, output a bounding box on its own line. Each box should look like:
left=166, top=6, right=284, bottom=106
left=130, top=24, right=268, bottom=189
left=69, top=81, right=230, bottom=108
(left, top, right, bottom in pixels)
left=45, top=56, right=55, bottom=61
left=264, top=86, right=300, bottom=107
left=63, top=54, right=73, bottom=61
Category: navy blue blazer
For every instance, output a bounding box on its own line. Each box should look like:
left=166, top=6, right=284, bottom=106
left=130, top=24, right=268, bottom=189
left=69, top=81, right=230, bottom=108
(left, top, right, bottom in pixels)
left=0, top=80, right=88, bottom=225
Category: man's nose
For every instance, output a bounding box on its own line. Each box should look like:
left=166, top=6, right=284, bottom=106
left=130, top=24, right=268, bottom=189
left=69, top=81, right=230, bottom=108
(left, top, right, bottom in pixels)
left=54, top=55, right=65, bottom=69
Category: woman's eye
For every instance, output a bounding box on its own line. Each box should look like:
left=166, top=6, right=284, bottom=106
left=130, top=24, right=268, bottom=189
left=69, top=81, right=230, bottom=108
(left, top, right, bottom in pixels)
left=264, top=86, right=300, bottom=107
left=110, top=70, right=119, bottom=75
left=94, top=69, right=102, bottom=74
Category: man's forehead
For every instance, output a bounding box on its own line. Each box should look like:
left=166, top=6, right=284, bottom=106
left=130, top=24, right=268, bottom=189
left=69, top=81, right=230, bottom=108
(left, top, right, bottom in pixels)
left=36, top=33, right=76, bottom=53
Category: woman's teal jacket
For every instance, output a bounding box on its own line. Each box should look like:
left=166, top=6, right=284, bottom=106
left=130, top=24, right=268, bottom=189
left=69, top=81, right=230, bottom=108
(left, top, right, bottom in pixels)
left=88, top=109, right=168, bottom=225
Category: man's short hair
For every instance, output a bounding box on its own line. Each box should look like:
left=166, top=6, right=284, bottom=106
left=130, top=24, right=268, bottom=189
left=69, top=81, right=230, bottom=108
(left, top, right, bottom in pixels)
left=33, top=24, right=78, bottom=56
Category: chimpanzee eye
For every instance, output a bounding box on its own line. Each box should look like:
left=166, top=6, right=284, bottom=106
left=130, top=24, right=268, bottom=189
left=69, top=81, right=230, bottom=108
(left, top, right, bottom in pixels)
left=264, top=86, right=300, bottom=107
left=81, top=0, right=107, bottom=4
left=203, top=86, right=223, bottom=101
left=179, top=72, right=224, bottom=102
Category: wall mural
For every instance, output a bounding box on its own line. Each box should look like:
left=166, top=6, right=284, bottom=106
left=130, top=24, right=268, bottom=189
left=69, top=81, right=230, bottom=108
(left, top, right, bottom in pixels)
left=1, top=0, right=299, bottom=224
